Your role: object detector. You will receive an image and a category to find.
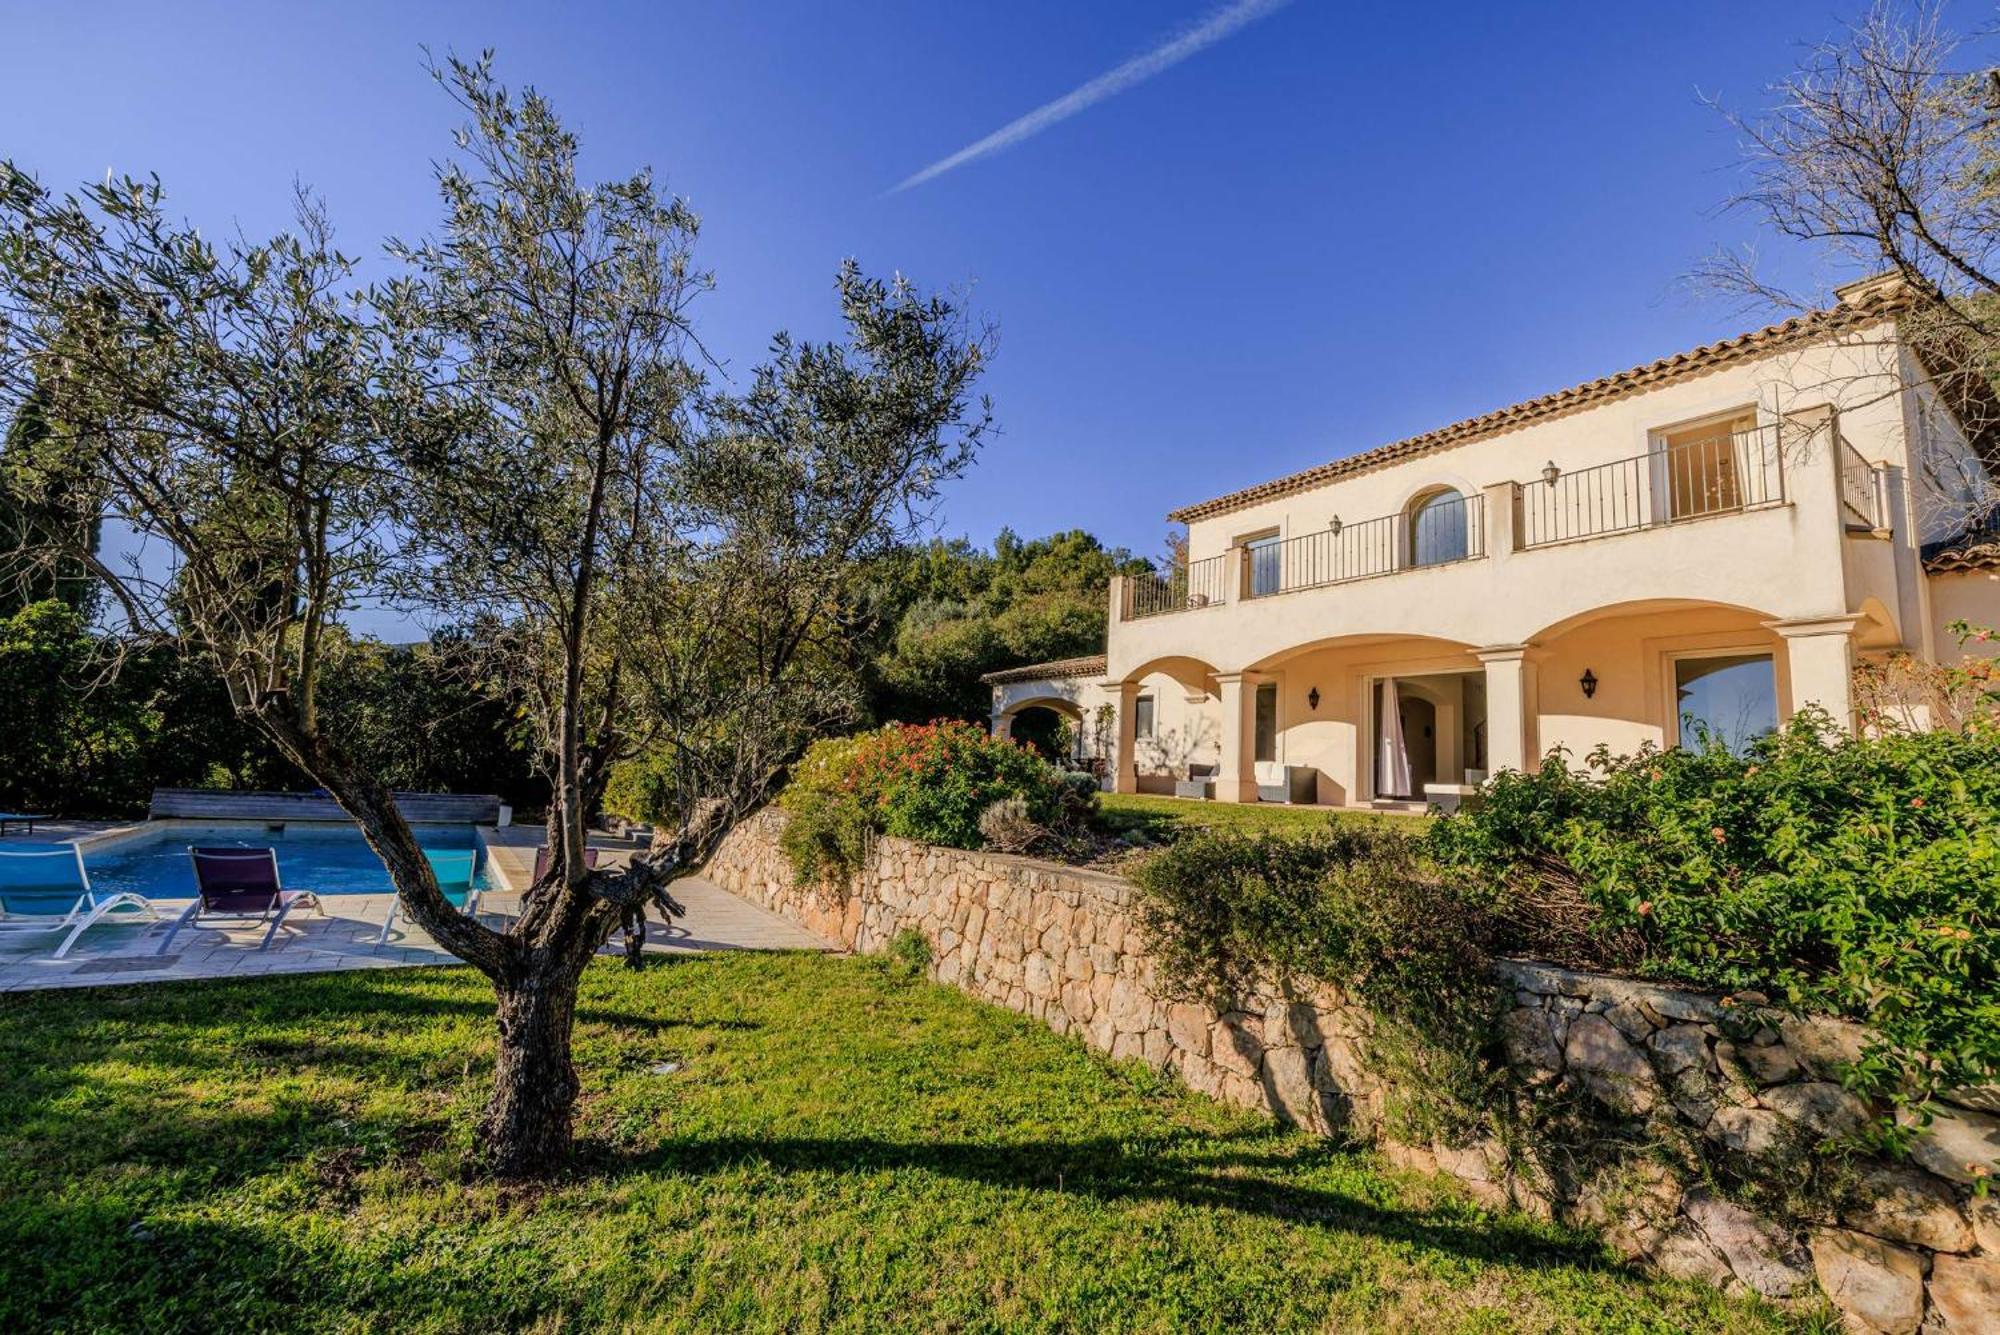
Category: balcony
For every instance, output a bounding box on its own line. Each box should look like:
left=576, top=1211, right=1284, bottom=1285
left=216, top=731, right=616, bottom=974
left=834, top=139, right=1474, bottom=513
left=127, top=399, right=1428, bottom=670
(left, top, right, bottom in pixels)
left=1120, top=423, right=1815, bottom=624
left=1518, top=422, right=1786, bottom=548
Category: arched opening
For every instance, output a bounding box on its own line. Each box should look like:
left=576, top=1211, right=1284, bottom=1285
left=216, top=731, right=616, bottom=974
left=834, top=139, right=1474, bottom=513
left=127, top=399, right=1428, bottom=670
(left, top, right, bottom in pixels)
left=1524, top=599, right=1789, bottom=761
left=1407, top=487, right=1471, bottom=567
left=1008, top=704, right=1073, bottom=761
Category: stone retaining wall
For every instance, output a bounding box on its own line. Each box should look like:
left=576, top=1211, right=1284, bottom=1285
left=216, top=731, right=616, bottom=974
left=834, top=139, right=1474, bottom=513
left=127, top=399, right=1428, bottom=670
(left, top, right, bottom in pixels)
left=704, top=811, right=1999, bottom=1332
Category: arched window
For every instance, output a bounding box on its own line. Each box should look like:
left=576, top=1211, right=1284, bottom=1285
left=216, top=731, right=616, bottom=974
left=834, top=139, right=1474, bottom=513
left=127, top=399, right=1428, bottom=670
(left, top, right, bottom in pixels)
left=1407, top=488, right=1470, bottom=567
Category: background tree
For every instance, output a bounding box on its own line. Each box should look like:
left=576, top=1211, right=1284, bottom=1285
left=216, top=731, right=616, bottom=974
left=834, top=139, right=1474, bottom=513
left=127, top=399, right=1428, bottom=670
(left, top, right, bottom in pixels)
left=1, top=378, right=102, bottom=617
left=862, top=528, right=1147, bottom=722
left=1704, top=1, right=2000, bottom=534
left=0, top=56, right=987, bottom=1177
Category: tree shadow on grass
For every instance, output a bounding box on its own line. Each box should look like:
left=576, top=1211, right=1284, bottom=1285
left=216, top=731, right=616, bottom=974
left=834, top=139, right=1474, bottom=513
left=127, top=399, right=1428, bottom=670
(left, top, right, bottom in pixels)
left=574, top=1129, right=1620, bottom=1278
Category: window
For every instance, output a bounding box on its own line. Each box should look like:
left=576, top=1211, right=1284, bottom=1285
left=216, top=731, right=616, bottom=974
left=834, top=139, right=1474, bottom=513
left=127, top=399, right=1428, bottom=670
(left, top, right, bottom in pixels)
left=1243, top=533, right=1282, bottom=597
left=1133, top=694, right=1155, bottom=740
left=1658, top=413, right=1755, bottom=520
left=1254, top=682, right=1277, bottom=763
left=1675, top=654, right=1777, bottom=755
left=1408, top=489, right=1469, bottom=567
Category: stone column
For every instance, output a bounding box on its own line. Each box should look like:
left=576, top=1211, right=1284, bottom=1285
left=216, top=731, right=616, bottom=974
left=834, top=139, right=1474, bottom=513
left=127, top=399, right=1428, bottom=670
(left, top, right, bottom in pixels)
left=1111, top=679, right=1140, bottom=794
left=1770, top=615, right=1860, bottom=731
left=1212, top=671, right=1261, bottom=803
left=1475, top=644, right=1537, bottom=775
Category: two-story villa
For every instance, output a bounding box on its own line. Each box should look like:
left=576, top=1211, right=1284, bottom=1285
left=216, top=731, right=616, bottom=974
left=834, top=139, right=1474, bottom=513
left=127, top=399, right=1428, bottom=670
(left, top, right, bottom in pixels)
left=985, top=276, right=2000, bottom=808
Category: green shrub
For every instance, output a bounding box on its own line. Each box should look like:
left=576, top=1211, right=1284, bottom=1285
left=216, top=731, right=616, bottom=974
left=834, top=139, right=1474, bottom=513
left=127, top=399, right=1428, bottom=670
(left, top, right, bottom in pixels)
left=1129, top=824, right=1502, bottom=1139
left=779, top=734, right=880, bottom=884
left=603, top=752, right=673, bottom=826
left=778, top=787, right=872, bottom=887
left=887, top=928, right=934, bottom=978
left=1428, top=713, right=2000, bottom=1117
left=1131, top=823, right=1496, bottom=1034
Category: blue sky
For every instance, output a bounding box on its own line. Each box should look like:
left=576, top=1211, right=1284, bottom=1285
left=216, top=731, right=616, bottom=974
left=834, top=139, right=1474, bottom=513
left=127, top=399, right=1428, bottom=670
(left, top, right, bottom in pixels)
left=3, top=1, right=1980, bottom=584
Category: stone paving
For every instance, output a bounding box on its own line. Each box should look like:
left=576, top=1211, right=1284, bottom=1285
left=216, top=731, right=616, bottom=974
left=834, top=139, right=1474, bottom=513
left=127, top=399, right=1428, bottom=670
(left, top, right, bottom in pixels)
left=0, top=824, right=833, bottom=992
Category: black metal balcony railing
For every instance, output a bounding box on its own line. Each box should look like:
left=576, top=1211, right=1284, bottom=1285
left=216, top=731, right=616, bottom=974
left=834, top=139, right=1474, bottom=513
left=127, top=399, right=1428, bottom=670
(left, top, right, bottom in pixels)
left=1840, top=438, right=1882, bottom=530
left=1518, top=424, right=1785, bottom=549
left=1116, top=422, right=1815, bottom=621
left=1123, top=552, right=1229, bottom=620
left=1242, top=492, right=1486, bottom=600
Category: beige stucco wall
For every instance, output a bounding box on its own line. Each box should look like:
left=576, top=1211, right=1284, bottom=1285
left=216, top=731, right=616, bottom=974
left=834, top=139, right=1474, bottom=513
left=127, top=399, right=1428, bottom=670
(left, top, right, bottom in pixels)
left=1931, top=569, right=2000, bottom=664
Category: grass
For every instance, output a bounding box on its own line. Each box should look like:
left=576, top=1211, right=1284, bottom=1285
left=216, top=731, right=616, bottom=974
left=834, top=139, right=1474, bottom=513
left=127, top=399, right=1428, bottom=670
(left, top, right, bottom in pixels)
left=1099, top=790, right=1429, bottom=840
left=0, top=954, right=1803, bottom=1333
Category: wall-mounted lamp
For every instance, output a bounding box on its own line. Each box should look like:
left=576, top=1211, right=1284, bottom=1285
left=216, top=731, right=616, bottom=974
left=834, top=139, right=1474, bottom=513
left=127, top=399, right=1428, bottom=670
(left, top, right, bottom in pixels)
left=1327, top=515, right=1343, bottom=537
left=1307, top=686, right=1321, bottom=711
left=1542, top=460, right=1562, bottom=487
left=1579, top=668, right=1598, bottom=700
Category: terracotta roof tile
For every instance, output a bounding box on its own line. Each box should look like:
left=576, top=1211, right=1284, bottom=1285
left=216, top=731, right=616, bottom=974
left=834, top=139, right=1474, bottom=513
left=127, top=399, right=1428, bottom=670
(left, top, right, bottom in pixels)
left=979, top=654, right=1107, bottom=685
left=1166, top=290, right=1909, bottom=525
left=1924, top=541, right=2000, bottom=574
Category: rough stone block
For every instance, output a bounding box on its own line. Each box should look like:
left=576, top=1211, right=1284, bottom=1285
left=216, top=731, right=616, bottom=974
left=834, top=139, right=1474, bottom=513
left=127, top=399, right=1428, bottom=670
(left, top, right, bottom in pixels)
left=1927, top=1253, right=2000, bottom=1335
left=1565, top=1013, right=1660, bottom=1114
left=1762, top=1081, right=1870, bottom=1139
left=1709, top=1105, right=1786, bottom=1157
left=1778, top=1014, right=1870, bottom=1081
left=1106, top=975, right=1155, bottom=1036
left=1808, top=1227, right=1927, bottom=1335
left=1604, top=998, right=1658, bottom=1042
left=1684, top=1190, right=1812, bottom=1298
left=1501, top=1006, right=1564, bottom=1077
left=1969, top=1193, right=2000, bottom=1254
left=1908, top=1106, right=2000, bottom=1187
left=1165, top=1002, right=1211, bottom=1058
left=1652, top=1225, right=1735, bottom=1290
left=1310, top=1032, right=1363, bottom=1091
left=1722, top=1037, right=1801, bottom=1086
left=1209, top=1016, right=1264, bottom=1079
left=1263, top=1044, right=1321, bottom=1131
left=1840, top=1165, right=1974, bottom=1254
left=1648, top=1023, right=1712, bottom=1076
left=1022, top=953, right=1057, bottom=1001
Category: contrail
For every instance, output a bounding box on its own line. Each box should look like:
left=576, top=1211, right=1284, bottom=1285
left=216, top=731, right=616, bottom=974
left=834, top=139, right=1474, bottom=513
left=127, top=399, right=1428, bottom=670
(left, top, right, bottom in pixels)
left=890, top=0, right=1293, bottom=194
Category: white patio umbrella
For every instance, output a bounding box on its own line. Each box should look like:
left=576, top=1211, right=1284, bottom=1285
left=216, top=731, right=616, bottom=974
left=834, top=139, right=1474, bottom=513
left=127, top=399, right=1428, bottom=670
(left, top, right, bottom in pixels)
left=1378, top=677, right=1413, bottom=798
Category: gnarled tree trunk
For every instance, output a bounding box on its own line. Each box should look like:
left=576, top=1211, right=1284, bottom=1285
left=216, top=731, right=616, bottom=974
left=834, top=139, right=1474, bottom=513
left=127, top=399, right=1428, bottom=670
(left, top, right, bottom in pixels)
left=480, top=968, right=586, bottom=1175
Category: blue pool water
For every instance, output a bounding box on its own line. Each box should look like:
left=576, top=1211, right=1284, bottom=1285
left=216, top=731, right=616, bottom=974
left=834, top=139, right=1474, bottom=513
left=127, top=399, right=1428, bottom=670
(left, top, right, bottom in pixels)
left=82, top=823, right=489, bottom=900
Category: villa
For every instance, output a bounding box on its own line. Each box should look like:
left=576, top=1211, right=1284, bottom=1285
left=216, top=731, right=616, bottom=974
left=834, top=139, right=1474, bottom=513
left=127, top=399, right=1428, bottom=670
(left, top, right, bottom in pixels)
left=986, top=275, right=2000, bottom=808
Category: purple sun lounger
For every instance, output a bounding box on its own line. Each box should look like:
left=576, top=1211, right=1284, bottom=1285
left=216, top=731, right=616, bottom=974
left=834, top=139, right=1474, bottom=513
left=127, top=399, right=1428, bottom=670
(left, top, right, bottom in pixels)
left=156, top=846, right=323, bottom=954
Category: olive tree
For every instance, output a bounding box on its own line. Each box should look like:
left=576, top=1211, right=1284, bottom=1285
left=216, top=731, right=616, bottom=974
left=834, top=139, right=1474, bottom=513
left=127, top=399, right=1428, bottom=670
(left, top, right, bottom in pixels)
left=0, top=56, right=989, bottom=1177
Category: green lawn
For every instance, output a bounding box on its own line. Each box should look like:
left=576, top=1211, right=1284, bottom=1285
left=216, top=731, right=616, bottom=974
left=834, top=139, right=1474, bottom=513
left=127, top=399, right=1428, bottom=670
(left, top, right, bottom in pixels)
left=0, top=954, right=1798, bottom=1333
left=1099, top=789, right=1429, bottom=839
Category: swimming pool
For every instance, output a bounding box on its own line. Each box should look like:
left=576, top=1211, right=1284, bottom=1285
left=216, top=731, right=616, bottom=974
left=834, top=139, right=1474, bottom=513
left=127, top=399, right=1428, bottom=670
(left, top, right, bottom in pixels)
left=80, top=823, right=491, bottom=900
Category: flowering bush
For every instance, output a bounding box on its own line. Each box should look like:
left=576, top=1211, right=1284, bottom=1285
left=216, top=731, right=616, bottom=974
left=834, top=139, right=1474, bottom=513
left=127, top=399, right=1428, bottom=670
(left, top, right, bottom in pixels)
left=845, top=720, right=1070, bottom=847
left=779, top=721, right=1086, bottom=881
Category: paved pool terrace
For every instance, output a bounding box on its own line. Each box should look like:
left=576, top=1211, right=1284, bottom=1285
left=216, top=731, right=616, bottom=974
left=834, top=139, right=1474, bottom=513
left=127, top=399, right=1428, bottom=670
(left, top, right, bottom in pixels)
left=0, top=822, right=832, bottom=993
